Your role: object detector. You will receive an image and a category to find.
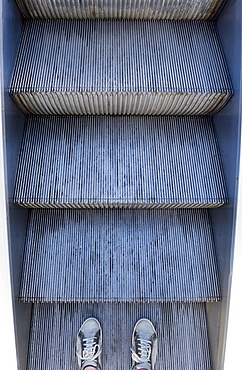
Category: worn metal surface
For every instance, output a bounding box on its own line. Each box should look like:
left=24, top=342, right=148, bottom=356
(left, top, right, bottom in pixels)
left=10, top=19, right=232, bottom=116
left=13, top=115, right=227, bottom=209
left=19, top=209, right=220, bottom=303
left=15, top=0, right=224, bottom=20
left=28, top=302, right=212, bottom=370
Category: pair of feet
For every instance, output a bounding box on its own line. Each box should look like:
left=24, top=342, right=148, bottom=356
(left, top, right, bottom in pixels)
left=76, top=318, right=158, bottom=370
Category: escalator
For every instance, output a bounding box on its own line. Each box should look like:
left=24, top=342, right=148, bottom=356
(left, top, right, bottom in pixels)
left=1, top=0, right=242, bottom=369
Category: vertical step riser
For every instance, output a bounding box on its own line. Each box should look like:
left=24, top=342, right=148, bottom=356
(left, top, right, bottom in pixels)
left=10, top=20, right=233, bottom=116
left=16, top=0, right=224, bottom=20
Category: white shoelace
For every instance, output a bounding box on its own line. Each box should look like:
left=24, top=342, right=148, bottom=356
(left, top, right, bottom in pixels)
left=77, top=337, right=101, bottom=361
left=131, top=338, right=152, bottom=364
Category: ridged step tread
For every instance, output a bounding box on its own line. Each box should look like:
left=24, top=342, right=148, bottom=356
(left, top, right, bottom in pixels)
left=13, top=116, right=227, bottom=209
left=28, top=302, right=212, bottom=370
left=19, top=209, right=220, bottom=303
left=10, top=20, right=232, bottom=116
left=16, top=0, right=224, bottom=20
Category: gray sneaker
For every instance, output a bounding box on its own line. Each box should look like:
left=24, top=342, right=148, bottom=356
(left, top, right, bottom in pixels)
left=76, top=317, right=102, bottom=370
left=131, top=319, right=158, bottom=370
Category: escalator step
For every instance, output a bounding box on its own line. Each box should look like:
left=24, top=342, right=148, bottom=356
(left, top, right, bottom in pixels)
left=28, top=302, right=212, bottom=370
left=10, top=19, right=232, bottom=116
left=16, top=0, right=223, bottom=20
left=20, top=209, right=220, bottom=302
left=13, top=115, right=227, bottom=209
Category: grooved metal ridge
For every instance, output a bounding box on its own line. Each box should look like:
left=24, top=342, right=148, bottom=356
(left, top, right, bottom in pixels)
left=20, top=209, right=220, bottom=303
left=16, top=0, right=224, bottom=20
left=13, top=115, right=227, bottom=209
left=10, top=20, right=233, bottom=116
left=28, top=303, right=212, bottom=370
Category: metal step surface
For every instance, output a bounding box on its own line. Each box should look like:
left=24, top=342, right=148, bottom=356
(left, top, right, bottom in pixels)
left=28, top=302, right=212, bottom=370
left=10, top=19, right=232, bottom=116
left=16, top=0, right=224, bottom=20
left=19, top=209, right=220, bottom=303
left=13, top=115, right=227, bottom=209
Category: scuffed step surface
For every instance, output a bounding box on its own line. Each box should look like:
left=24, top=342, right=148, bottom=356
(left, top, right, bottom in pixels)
left=13, top=116, right=227, bottom=209
left=16, top=0, right=223, bottom=20
left=20, top=209, right=220, bottom=303
left=28, top=302, right=212, bottom=370
left=10, top=20, right=232, bottom=116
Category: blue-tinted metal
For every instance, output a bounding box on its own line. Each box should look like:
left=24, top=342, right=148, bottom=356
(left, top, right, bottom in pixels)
left=13, top=115, right=227, bottom=209
left=10, top=20, right=233, bottom=116
left=20, top=209, right=220, bottom=303
left=28, top=303, right=212, bottom=370
left=206, top=1, right=242, bottom=369
left=15, top=0, right=223, bottom=20
left=2, top=1, right=30, bottom=369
